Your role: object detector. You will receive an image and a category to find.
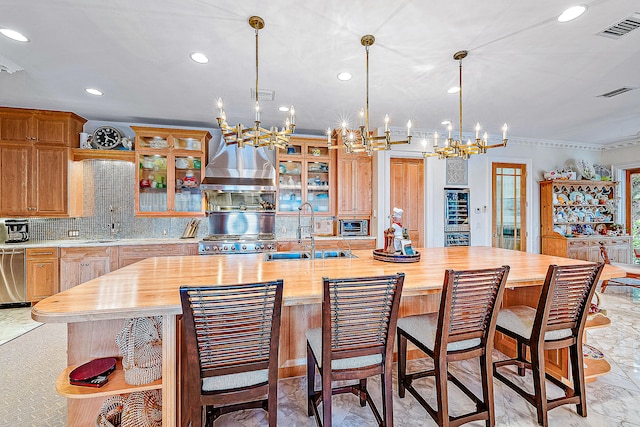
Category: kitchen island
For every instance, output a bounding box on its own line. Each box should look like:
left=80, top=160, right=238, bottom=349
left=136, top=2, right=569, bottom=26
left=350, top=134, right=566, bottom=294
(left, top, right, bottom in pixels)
left=32, top=246, right=624, bottom=426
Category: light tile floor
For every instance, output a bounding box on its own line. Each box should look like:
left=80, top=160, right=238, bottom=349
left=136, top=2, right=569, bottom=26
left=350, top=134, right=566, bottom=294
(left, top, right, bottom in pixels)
left=1, top=287, right=639, bottom=426
left=0, top=305, right=41, bottom=345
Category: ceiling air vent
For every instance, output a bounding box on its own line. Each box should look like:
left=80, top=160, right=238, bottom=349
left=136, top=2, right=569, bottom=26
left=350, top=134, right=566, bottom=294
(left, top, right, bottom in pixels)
left=250, top=89, right=275, bottom=101
left=597, top=13, right=640, bottom=39
left=597, top=87, right=636, bottom=98
left=0, top=54, right=23, bottom=74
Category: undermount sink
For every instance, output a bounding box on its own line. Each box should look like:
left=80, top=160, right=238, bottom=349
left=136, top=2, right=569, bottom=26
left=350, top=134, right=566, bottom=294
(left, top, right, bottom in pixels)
left=264, top=250, right=357, bottom=261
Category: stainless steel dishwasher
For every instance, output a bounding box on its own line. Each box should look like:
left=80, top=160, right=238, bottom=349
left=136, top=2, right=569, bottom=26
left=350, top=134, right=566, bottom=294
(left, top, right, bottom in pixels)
left=0, top=248, right=26, bottom=307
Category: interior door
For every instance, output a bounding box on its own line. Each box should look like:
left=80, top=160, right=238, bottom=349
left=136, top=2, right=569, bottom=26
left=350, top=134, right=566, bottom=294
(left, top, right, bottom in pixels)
left=390, top=158, right=424, bottom=247
left=625, top=168, right=640, bottom=259
left=492, top=162, right=526, bottom=251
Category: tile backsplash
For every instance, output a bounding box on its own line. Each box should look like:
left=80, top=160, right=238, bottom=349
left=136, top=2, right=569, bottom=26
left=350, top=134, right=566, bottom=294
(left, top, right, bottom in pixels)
left=2, top=160, right=331, bottom=242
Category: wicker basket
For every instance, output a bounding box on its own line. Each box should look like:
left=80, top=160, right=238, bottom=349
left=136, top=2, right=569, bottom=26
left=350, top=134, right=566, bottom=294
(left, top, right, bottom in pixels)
left=121, top=390, right=162, bottom=427
left=96, top=395, right=125, bottom=427
left=115, top=316, right=163, bottom=386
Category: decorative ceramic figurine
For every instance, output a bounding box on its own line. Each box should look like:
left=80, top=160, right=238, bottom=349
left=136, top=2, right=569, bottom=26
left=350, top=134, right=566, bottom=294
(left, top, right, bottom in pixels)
left=391, top=207, right=404, bottom=252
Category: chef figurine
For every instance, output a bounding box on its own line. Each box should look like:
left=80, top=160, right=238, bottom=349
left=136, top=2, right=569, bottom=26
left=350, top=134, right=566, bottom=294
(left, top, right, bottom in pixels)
left=391, top=207, right=404, bottom=253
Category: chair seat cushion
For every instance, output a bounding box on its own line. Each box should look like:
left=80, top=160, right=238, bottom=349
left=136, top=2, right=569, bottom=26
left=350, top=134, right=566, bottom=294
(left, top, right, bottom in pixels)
left=306, top=328, right=382, bottom=370
left=202, top=369, right=268, bottom=392
left=397, top=313, right=480, bottom=352
left=496, top=306, right=573, bottom=341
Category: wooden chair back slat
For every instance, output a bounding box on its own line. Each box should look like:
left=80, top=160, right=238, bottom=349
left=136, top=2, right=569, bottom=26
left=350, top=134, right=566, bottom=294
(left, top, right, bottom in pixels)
left=323, top=274, right=405, bottom=360
left=535, top=264, right=604, bottom=336
left=439, top=267, right=511, bottom=347
left=181, top=280, right=283, bottom=375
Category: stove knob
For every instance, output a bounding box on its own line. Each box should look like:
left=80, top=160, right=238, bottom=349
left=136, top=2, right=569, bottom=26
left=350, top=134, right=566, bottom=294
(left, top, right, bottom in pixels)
left=266, top=244, right=272, bottom=250
left=231, top=246, right=236, bottom=251
left=242, top=245, right=247, bottom=250
left=258, top=244, right=264, bottom=250
left=212, top=246, right=218, bottom=251
left=223, top=245, right=228, bottom=251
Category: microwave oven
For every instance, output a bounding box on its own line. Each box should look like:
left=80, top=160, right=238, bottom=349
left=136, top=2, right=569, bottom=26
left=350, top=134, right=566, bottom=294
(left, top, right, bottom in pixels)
left=338, top=219, right=368, bottom=236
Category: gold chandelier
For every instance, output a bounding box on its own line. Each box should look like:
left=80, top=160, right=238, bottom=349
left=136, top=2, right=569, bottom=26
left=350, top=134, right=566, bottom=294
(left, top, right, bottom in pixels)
left=328, top=35, right=412, bottom=155
left=423, top=50, right=507, bottom=160
left=216, top=16, right=295, bottom=149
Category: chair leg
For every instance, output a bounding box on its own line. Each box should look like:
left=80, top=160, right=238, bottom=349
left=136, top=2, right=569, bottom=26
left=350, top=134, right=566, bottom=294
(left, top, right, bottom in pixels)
left=307, top=346, right=315, bottom=417
left=570, top=342, right=588, bottom=417
left=190, top=405, right=202, bottom=427
left=268, top=381, right=278, bottom=427
left=382, top=370, right=394, bottom=427
left=531, top=345, right=548, bottom=427
left=397, top=331, right=407, bottom=398
left=322, top=368, right=333, bottom=427
left=359, top=379, right=367, bottom=407
left=435, top=358, right=450, bottom=427
left=480, top=352, right=495, bottom=427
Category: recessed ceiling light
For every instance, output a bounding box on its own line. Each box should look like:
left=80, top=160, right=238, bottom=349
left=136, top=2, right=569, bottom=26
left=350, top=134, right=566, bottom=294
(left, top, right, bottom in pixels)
left=0, top=28, right=29, bottom=42
left=441, top=120, right=451, bottom=126
left=337, top=72, right=352, bottom=81
left=558, top=5, right=587, bottom=22
left=190, top=52, right=209, bottom=64
left=278, top=106, right=290, bottom=112
left=85, top=88, right=103, bottom=96
left=447, top=86, right=460, bottom=94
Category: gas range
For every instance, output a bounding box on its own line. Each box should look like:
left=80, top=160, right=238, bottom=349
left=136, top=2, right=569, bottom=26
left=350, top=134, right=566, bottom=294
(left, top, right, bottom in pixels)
left=198, top=234, right=277, bottom=255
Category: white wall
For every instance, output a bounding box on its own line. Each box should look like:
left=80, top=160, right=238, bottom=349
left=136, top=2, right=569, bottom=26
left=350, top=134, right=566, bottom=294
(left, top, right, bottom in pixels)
left=371, top=128, right=606, bottom=253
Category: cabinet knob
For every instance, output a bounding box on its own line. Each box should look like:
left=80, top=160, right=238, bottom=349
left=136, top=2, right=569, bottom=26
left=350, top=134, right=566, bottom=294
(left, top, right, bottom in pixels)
left=38, top=263, right=44, bottom=268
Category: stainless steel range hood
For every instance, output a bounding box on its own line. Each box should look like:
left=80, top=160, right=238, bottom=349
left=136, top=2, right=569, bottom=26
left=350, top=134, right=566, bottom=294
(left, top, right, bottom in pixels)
left=201, top=136, right=276, bottom=191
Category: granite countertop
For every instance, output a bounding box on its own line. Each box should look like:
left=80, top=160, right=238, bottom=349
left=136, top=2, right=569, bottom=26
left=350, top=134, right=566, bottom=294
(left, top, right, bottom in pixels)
left=0, top=235, right=375, bottom=250
left=0, top=238, right=198, bottom=250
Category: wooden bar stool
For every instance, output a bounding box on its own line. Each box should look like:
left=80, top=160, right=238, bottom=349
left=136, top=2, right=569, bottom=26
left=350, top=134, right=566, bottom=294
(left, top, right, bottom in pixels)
left=599, top=244, right=640, bottom=293
left=493, top=263, right=604, bottom=427
left=180, top=280, right=284, bottom=427
left=397, top=266, right=510, bottom=427
left=306, top=273, right=405, bottom=427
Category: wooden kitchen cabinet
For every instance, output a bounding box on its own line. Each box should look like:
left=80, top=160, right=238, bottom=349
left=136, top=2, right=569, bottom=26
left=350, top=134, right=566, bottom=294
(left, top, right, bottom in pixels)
left=117, top=243, right=191, bottom=268
left=0, top=107, right=85, bottom=146
left=132, top=126, right=211, bottom=217
left=337, top=150, right=372, bottom=218
left=277, top=238, right=376, bottom=252
left=59, top=247, right=117, bottom=292
left=0, top=107, right=86, bottom=217
left=26, top=247, right=59, bottom=303
left=276, top=136, right=336, bottom=214
left=540, top=180, right=631, bottom=263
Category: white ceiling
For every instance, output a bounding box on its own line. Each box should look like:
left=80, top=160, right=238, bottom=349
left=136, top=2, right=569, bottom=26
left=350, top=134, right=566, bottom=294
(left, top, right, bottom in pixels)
left=0, top=0, right=639, bottom=145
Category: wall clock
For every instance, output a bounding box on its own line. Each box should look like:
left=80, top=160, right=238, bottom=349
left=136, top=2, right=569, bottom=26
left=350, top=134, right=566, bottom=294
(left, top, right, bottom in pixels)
left=92, top=126, right=123, bottom=149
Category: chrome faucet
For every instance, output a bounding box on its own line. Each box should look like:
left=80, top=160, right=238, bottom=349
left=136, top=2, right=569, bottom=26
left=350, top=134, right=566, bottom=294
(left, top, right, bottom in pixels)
left=297, top=202, right=315, bottom=259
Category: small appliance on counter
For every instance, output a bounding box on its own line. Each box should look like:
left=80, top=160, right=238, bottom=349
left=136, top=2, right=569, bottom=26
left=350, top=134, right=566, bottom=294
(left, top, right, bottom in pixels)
left=4, top=219, right=29, bottom=243
left=338, top=219, right=369, bottom=236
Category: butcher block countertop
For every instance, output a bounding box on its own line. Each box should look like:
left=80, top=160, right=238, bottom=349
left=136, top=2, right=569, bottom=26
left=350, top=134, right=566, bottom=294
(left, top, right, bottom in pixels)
left=32, top=246, right=624, bottom=324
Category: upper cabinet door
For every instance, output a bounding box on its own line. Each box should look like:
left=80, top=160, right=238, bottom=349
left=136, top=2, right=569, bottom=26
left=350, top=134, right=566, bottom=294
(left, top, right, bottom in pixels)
left=33, top=114, right=68, bottom=145
left=33, top=146, right=68, bottom=215
left=0, top=112, right=33, bottom=143
left=0, top=144, right=31, bottom=215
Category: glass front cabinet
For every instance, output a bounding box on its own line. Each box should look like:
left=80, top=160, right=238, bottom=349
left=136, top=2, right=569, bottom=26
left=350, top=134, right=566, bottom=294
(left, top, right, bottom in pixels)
left=276, top=137, right=334, bottom=214
left=132, top=126, right=211, bottom=216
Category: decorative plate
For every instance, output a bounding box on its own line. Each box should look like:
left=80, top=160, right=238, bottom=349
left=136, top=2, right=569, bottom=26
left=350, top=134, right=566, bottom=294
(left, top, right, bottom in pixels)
left=569, top=191, right=585, bottom=203
left=557, top=194, right=568, bottom=205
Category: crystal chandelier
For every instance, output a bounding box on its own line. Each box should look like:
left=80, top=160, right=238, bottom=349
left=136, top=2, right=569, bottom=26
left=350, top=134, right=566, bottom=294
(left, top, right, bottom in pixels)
left=423, top=50, right=507, bottom=160
left=216, top=16, right=295, bottom=149
left=328, top=35, right=412, bottom=155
